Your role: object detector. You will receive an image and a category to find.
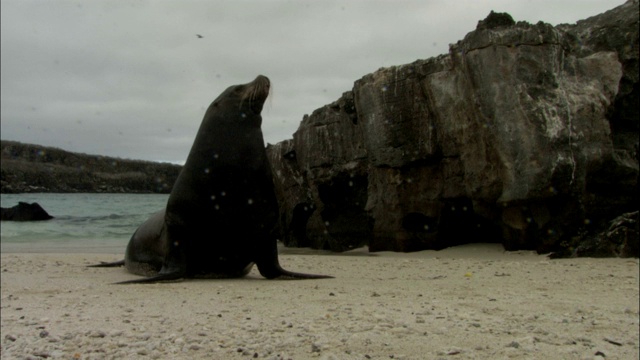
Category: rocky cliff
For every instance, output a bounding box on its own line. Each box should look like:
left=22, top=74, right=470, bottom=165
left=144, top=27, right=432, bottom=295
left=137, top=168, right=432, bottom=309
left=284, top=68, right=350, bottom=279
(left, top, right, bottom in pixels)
left=1, top=140, right=181, bottom=193
left=267, top=1, right=639, bottom=256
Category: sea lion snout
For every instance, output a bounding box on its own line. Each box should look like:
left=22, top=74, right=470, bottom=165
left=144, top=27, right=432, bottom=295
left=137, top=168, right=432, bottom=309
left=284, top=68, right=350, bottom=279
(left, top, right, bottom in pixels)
left=252, top=74, right=270, bottom=87
left=242, top=75, right=270, bottom=113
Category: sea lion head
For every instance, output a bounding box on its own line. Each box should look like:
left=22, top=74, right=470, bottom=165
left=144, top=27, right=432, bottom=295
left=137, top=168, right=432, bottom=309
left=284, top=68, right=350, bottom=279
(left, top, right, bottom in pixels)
left=206, top=75, right=271, bottom=124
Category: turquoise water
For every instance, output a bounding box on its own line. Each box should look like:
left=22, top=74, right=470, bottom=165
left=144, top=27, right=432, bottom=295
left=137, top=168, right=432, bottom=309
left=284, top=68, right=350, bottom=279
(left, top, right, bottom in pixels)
left=1, top=193, right=168, bottom=253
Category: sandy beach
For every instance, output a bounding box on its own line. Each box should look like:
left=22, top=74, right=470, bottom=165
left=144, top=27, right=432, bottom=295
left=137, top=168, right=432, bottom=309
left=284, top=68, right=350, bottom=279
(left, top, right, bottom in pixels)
left=1, top=244, right=638, bottom=360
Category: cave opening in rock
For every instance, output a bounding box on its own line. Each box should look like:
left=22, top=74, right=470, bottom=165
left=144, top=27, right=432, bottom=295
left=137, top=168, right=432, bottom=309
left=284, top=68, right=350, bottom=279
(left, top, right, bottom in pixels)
left=401, top=198, right=501, bottom=251
left=317, top=174, right=372, bottom=251
left=289, top=202, right=315, bottom=248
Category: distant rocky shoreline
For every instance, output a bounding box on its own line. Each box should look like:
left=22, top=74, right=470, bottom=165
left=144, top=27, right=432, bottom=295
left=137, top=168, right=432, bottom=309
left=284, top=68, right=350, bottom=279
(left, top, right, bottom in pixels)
left=0, top=140, right=181, bottom=194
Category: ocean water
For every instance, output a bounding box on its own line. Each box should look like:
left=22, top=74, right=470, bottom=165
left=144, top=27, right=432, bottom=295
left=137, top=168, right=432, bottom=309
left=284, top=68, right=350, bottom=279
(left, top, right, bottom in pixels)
left=1, top=193, right=169, bottom=253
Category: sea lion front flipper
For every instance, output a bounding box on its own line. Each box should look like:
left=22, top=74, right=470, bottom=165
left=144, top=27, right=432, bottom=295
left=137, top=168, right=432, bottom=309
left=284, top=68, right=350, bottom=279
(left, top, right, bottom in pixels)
left=255, top=243, right=333, bottom=280
left=257, top=261, right=334, bottom=280
left=270, top=267, right=335, bottom=280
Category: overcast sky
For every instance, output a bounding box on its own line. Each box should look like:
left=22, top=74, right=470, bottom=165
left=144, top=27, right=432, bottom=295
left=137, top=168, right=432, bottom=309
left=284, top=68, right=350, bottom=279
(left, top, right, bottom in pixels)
left=1, top=0, right=622, bottom=164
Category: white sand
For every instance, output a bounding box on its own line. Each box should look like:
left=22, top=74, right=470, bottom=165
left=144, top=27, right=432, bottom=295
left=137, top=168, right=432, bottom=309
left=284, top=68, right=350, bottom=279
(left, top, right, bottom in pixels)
left=1, top=244, right=638, bottom=359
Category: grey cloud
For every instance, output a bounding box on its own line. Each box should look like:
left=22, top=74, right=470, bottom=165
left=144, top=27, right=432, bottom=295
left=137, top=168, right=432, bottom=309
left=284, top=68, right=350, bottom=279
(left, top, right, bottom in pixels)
left=1, top=0, right=622, bottom=163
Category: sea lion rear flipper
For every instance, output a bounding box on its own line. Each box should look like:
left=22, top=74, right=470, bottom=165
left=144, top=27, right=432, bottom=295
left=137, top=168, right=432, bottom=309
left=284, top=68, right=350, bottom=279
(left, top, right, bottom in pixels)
left=115, top=270, right=185, bottom=284
left=115, top=243, right=187, bottom=284
left=87, top=260, right=125, bottom=267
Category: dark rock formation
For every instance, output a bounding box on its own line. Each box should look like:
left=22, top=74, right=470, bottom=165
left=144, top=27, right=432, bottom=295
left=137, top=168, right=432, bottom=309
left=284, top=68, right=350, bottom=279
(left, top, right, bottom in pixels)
left=267, top=1, right=639, bottom=256
left=1, top=140, right=182, bottom=193
left=476, top=11, right=515, bottom=30
left=550, top=211, right=639, bottom=258
left=1, top=202, right=54, bottom=221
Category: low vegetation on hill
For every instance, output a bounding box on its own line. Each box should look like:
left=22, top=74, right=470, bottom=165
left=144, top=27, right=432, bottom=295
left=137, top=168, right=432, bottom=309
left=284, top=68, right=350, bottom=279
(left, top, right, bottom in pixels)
left=1, top=140, right=181, bottom=193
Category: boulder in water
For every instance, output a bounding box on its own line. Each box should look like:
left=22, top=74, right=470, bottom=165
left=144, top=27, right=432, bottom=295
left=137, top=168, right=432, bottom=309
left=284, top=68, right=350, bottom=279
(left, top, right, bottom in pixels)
left=1, top=202, right=54, bottom=221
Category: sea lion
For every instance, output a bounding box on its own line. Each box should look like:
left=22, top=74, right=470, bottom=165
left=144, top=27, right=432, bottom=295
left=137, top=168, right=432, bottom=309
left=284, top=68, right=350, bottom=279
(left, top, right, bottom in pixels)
left=92, top=75, right=332, bottom=283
